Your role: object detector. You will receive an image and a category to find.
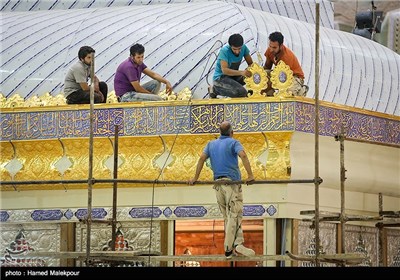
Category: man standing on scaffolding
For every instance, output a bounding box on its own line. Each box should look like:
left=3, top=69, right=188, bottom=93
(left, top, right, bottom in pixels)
left=189, top=121, right=255, bottom=259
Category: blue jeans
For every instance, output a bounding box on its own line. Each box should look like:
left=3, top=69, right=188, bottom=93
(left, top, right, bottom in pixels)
left=120, top=80, right=163, bottom=102
left=213, top=76, right=248, bottom=98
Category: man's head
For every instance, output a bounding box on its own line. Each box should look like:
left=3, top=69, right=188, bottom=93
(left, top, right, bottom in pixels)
left=228, top=34, right=244, bottom=56
left=130, top=43, right=145, bottom=65
left=220, top=121, right=233, bottom=137
left=268, top=31, right=284, bottom=55
left=78, top=46, right=95, bottom=66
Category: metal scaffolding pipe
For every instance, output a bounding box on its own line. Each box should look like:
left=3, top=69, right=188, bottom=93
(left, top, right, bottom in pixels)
left=339, top=132, right=346, bottom=258
left=111, top=125, right=119, bottom=253
left=314, top=1, right=321, bottom=267
left=86, top=50, right=96, bottom=265
left=0, top=178, right=320, bottom=186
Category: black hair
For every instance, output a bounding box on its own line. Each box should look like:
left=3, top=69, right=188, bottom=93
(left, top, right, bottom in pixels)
left=130, top=43, right=145, bottom=56
left=269, top=32, right=284, bottom=45
left=78, top=46, right=95, bottom=60
left=228, top=34, right=244, bottom=48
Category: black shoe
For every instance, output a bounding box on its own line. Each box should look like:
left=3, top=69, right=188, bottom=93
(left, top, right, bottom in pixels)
left=225, top=250, right=233, bottom=259
left=209, top=91, right=217, bottom=98
left=303, top=85, right=309, bottom=95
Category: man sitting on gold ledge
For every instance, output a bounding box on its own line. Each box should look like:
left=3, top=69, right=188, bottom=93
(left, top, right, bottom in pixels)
left=262, top=31, right=308, bottom=97
left=210, top=34, right=253, bottom=98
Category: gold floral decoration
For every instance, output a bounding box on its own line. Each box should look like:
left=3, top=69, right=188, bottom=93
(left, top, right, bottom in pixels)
left=40, top=92, right=65, bottom=106
left=106, top=91, right=119, bottom=104
left=25, top=95, right=43, bottom=107
left=244, top=62, right=269, bottom=98
left=0, top=87, right=195, bottom=108
left=4, top=94, right=24, bottom=108
left=51, top=94, right=68, bottom=106
left=159, top=87, right=191, bottom=101
left=0, top=93, right=6, bottom=107
left=270, top=61, right=294, bottom=98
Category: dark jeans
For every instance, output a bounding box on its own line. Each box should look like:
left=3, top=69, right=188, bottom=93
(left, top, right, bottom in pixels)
left=66, top=82, right=108, bottom=104
left=213, top=76, right=248, bottom=98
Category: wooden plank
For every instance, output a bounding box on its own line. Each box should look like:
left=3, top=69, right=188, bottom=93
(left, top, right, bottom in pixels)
left=380, top=211, right=400, bottom=218
left=25, top=251, right=290, bottom=262
left=291, top=219, right=299, bottom=267
left=300, top=210, right=340, bottom=218
left=24, top=251, right=367, bottom=265
left=285, top=251, right=366, bottom=265
left=301, top=211, right=383, bottom=222
left=59, top=223, right=75, bottom=267
left=160, top=220, right=169, bottom=267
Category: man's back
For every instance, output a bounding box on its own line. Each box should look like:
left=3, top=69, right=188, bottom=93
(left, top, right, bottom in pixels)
left=205, top=135, right=242, bottom=181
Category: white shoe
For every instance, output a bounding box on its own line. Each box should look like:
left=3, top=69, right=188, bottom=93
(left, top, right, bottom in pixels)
left=235, top=244, right=255, bottom=256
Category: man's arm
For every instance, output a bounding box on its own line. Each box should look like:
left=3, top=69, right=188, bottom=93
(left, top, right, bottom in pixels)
left=79, top=82, right=90, bottom=91
left=93, top=76, right=100, bottom=93
left=263, top=50, right=273, bottom=70
left=244, top=54, right=253, bottom=67
left=188, top=153, right=208, bottom=185
left=238, top=150, right=255, bottom=183
left=263, top=59, right=273, bottom=70
left=143, top=68, right=172, bottom=94
left=130, top=80, right=152, bottom=93
left=220, top=60, right=251, bottom=77
left=77, top=79, right=104, bottom=102
left=79, top=76, right=100, bottom=92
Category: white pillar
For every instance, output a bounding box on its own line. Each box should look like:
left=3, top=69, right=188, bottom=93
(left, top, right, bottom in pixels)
left=264, top=218, right=276, bottom=267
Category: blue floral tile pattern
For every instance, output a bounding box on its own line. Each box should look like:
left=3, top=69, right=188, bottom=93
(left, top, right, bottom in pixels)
left=0, top=211, right=10, bottom=222
left=163, top=207, right=173, bottom=218
left=64, top=209, right=74, bottom=220
left=266, top=205, right=277, bottom=216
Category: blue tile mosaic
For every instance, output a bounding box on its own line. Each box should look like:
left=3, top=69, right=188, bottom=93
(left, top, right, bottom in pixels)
left=243, top=205, right=266, bottom=216
left=64, top=209, right=74, bottom=220
left=157, top=106, right=192, bottom=134
left=266, top=205, right=277, bottom=216
left=295, top=102, right=399, bottom=145
left=31, top=210, right=63, bottom=221
left=190, top=104, right=224, bottom=133
left=0, top=101, right=398, bottom=145
left=0, top=204, right=278, bottom=223
left=129, top=207, right=162, bottom=218
left=0, top=211, right=9, bottom=222
left=75, top=208, right=108, bottom=220
left=174, top=206, right=207, bottom=217
left=163, top=207, right=173, bottom=218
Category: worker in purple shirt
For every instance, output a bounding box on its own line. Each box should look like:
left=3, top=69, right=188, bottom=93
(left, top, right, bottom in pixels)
left=114, top=43, right=172, bottom=102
